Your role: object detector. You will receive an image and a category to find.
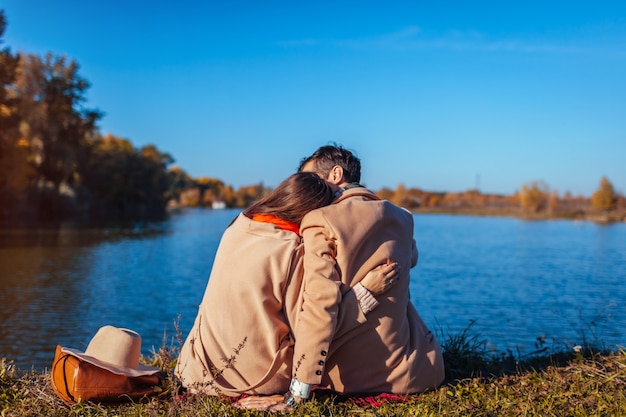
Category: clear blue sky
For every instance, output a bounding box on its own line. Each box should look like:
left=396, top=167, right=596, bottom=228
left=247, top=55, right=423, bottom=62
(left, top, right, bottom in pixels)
left=2, top=1, right=625, bottom=196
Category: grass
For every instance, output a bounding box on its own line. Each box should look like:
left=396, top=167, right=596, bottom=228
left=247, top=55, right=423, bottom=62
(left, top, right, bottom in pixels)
left=1, top=323, right=625, bottom=416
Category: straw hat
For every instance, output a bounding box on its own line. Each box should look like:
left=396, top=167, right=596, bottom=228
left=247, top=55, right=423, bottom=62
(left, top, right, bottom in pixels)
left=62, top=325, right=160, bottom=377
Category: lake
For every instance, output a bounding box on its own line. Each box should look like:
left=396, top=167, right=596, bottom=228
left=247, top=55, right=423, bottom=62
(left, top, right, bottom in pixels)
left=1, top=209, right=625, bottom=371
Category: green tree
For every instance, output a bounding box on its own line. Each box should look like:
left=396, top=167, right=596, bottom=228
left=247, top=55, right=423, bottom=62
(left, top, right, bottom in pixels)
left=591, top=176, right=617, bottom=211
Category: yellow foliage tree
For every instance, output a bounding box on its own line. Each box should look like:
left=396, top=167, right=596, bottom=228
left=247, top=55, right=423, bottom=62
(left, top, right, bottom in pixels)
left=591, top=176, right=617, bottom=211
left=519, top=181, right=549, bottom=213
left=390, top=184, right=408, bottom=207
left=375, top=187, right=394, bottom=201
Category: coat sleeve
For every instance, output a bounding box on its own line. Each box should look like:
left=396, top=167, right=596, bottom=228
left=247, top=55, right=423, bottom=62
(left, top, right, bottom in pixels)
left=334, top=285, right=370, bottom=339
left=292, top=210, right=342, bottom=385
left=411, top=238, right=418, bottom=268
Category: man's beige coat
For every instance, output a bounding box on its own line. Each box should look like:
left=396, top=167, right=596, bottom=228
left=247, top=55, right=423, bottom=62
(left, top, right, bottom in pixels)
left=293, top=188, right=445, bottom=394
left=175, top=213, right=369, bottom=395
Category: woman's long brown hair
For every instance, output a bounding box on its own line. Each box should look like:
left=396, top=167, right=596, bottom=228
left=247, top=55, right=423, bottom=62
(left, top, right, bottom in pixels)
left=243, top=172, right=334, bottom=225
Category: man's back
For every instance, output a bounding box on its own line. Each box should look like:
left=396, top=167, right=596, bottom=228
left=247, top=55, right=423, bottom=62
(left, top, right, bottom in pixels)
left=296, top=188, right=444, bottom=394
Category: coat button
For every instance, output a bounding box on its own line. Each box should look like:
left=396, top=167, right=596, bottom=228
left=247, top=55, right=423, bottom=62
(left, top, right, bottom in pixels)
left=316, top=370, right=322, bottom=375
left=318, top=360, right=324, bottom=365
left=320, top=350, right=327, bottom=356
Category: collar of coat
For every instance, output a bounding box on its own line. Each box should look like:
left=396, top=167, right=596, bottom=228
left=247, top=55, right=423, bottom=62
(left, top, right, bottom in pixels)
left=333, top=185, right=381, bottom=204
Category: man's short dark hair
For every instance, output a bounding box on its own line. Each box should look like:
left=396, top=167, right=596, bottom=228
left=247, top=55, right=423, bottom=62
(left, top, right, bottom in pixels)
left=298, top=145, right=361, bottom=183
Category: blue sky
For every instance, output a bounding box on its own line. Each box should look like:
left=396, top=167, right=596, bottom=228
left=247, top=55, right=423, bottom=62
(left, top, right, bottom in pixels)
left=2, top=1, right=625, bottom=196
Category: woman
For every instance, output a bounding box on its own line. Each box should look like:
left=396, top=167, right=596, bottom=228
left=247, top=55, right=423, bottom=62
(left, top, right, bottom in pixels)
left=175, top=172, right=398, bottom=396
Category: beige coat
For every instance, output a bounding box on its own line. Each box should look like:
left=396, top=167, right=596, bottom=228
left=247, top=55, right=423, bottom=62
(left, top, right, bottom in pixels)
left=175, top=213, right=369, bottom=395
left=293, top=188, right=445, bottom=394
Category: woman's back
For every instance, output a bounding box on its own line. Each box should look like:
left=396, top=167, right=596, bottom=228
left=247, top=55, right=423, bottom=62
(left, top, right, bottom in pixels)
left=175, top=214, right=304, bottom=395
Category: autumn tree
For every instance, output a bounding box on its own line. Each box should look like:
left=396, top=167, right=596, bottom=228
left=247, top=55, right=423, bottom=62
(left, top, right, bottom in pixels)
left=518, top=181, right=549, bottom=213
left=79, top=134, right=173, bottom=219
left=233, top=183, right=267, bottom=208
left=389, top=184, right=408, bottom=207
left=167, top=166, right=194, bottom=202
left=424, top=193, right=443, bottom=208
left=618, top=195, right=626, bottom=210
left=591, top=176, right=617, bottom=211
left=387, top=183, right=422, bottom=209
left=78, top=134, right=135, bottom=215
left=14, top=52, right=101, bottom=213
left=0, top=10, right=179, bottom=221
left=221, top=184, right=236, bottom=207
left=196, top=176, right=226, bottom=206
left=548, top=190, right=559, bottom=214
left=375, top=187, right=394, bottom=201
left=0, top=11, right=33, bottom=213
left=137, top=144, right=174, bottom=214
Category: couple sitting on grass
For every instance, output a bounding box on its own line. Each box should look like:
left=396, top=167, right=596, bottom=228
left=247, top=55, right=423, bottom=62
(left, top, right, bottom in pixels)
left=175, top=144, right=444, bottom=411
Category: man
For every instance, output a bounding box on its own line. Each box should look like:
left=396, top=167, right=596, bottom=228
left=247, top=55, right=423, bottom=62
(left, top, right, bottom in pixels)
left=238, top=145, right=444, bottom=410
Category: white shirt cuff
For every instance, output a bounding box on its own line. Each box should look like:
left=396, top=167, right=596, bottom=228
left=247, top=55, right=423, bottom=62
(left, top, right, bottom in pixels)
left=353, top=282, right=379, bottom=314
left=289, top=378, right=312, bottom=399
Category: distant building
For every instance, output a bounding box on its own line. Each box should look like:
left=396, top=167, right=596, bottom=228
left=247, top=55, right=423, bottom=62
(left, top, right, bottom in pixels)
left=212, top=199, right=226, bottom=210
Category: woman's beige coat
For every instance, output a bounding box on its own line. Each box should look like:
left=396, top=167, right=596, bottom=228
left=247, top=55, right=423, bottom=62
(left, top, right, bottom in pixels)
left=175, top=213, right=368, bottom=395
left=293, top=188, right=445, bottom=394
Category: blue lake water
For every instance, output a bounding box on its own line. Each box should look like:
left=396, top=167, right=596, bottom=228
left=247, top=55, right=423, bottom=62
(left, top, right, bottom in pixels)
left=0, top=209, right=624, bottom=371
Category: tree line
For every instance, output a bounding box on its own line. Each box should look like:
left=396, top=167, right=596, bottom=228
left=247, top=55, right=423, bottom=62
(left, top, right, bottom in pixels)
left=379, top=176, right=625, bottom=222
left=0, top=11, right=270, bottom=224
left=1, top=10, right=623, bottom=224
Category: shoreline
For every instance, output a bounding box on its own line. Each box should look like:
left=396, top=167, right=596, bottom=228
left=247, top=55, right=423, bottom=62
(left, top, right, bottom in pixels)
left=4, top=206, right=623, bottom=232
left=409, top=206, right=626, bottom=224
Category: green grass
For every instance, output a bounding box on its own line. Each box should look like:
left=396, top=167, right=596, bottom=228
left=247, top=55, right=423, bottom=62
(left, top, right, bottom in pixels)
left=2, top=325, right=625, bottom=416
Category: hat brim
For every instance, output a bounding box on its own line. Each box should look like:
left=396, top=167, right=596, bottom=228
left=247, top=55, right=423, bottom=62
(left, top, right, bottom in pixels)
left=61, top=347, right=160, bottom=377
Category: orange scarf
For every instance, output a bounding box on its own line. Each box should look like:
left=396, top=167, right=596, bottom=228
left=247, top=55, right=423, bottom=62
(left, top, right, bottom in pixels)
left=251, top=214, right=300, bottom=235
